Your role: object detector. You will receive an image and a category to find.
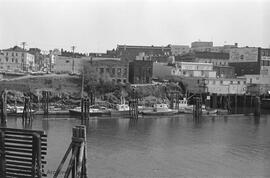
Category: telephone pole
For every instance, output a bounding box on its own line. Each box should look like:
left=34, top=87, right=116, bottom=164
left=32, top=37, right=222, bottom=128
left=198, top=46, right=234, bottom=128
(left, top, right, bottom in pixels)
left=71, top=46, right=76, bottom=74
left=21, top=42, right=27, bottom=50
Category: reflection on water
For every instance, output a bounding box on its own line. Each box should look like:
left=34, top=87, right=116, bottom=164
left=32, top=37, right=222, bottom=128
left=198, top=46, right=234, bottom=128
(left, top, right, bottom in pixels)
left=6, top=114, right=270, bottom=178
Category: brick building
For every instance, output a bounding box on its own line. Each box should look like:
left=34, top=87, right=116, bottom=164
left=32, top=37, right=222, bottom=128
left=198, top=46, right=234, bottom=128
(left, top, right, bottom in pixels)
left=90, top=58, right=129, bottom=84
left=129, top=60, right=153, bottom=84
left=116, top=45, right=171, bottom=62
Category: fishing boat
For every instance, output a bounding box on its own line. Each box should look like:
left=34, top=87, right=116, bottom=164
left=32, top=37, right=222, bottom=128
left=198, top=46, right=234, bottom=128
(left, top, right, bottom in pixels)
left=175, top=98, right=194, bottom=113
left=141, top=103, right=178, bottom=116
left=110, top=96, right=130, bottom=117
left=69, top=106, right=111, bottom=117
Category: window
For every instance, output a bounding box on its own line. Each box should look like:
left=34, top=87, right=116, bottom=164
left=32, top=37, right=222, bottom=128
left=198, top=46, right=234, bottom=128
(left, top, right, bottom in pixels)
left=230, top=81, right=233, bottom=84
left=106, top=68, right=110, bottom=73
left=220, top=80, right=223, bottom=84
left=6, top=57, right=8, bottom=62
left=250, top=78, right=252, bottom=83
left=66, top=60, right=70, bottom=63
left=21, top=53, right=24, bottom=57
left=123, top=79, right=126, bottom=83
left=12, top=52, right=14, bottom=56
left=15, top=59, right=18, bottom=63
left=12, top=58, right=14, bottom=63
left=237, top=81, right=240, bottom=84
left=16, top=53, right=18, bottom=56
left=117, top=68, right=121, bottom=77
left=244, top=81, right=246, bottom=84
left=100, top=68, right=104, bottom=74
left=240, top=55, right=244, bottom=60
left=123, top=68, right=127, bottom=78
left=112, top=68, right=115, bottom=77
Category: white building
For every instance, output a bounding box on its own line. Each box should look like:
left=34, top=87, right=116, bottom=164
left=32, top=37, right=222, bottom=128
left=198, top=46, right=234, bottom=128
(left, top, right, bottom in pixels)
left=153, top=62, right=216, bottom=79
left=1, top=46, right=35, bottom=72
left=206, top=78, right=247, bottom=94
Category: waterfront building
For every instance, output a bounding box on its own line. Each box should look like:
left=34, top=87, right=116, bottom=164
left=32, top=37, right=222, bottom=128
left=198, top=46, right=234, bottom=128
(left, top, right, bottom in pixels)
left=206, top=78, right=247, bottom=94
left=90, top=57, right=129, bottom=84
left=129, top=59, right=153, bottom=84
left=1, top=46, right=35, bottom=72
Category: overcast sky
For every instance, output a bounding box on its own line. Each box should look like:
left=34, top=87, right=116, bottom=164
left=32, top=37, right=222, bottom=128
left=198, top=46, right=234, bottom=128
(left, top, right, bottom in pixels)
left=0, top=0, right=269, bottom=53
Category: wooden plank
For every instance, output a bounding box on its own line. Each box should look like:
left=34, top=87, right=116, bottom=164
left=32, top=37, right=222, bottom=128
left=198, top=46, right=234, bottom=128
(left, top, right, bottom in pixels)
left=5, top=147, right=33, bottom=154
left=5, top=135, right=33, bottom=141
left=6, top=172, right=33, bottom=178
left=6, top=160, right=32, bottom=167
left=5, top=144, right=33, bottom=150
left=0, top=128, right=45, bottom=135
left=5, top=139, right=33, bottom=145
left=6, top=152, right=32, bottom=158
left=6, top=167, right=32, bottom=174
left=6, top=155, right=32, bottom=163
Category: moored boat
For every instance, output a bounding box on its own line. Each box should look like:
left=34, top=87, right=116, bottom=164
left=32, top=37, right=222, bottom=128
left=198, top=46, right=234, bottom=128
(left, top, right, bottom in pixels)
left=69, top=106, right=111, bottom=117
left=141, top=103, right=178, bottom=116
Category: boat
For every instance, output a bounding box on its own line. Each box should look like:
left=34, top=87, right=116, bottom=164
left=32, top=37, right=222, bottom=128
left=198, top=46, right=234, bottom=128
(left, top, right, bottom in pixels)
left=175, top=98, right=194, bottom=113
left=141, top=103, right=178, bottom=116
left=7, top=106, right=36, bottom=116
left=201, top=105, right=218, bottom=115
left=110, top=96, right=130, bottom=117
left=69, top=106, right=111, bottom=117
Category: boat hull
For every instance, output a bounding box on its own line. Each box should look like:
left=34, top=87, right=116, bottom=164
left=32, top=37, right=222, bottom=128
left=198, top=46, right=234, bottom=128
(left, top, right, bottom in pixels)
left=141, top=110, right=178, bottom=116
left=69, top=110, right=111, bottom=117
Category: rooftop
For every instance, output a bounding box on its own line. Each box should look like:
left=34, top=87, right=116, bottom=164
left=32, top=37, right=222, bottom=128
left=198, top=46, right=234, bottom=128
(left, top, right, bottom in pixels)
left=2, top=46, right=25, bottom=52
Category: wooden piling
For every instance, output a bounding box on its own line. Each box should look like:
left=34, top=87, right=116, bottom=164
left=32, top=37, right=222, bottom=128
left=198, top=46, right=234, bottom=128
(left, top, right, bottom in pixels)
left=81, top=98, right=89, bottom=125
left=53, top=125, right=87, bottom=178
left=254, top=96, right=261, bottom=117
left=243, top=94, right=247, bottom=115
left=193, top=97, right=202, bottom=120
left=212, top=93, right=217, bottom=109
left=129, top=88, right=138, bottom=119
left=22, top=96, right=33, bottom=128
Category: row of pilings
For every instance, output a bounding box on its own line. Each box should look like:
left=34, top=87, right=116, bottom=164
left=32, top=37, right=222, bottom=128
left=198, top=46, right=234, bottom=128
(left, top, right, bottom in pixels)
left=188, top=92, right=262, bottom=119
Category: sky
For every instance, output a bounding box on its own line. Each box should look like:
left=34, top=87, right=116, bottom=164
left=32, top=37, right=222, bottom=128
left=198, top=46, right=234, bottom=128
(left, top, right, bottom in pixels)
left=0, top=0, right=269, bottom=53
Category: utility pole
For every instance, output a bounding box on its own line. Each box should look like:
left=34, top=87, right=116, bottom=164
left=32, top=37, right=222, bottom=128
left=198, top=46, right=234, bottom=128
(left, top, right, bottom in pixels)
left=21, top=42, right=27, bottom=50
left=71, top=46, right=76, bottom=74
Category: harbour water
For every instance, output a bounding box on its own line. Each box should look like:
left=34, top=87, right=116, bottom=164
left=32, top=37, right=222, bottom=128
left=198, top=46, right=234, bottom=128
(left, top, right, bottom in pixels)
left=6, top=114, right=270, bottom=178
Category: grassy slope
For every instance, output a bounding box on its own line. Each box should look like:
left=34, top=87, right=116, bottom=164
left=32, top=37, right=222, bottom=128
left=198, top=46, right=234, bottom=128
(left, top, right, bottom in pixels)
left=0, top=74, right=81, bottom=96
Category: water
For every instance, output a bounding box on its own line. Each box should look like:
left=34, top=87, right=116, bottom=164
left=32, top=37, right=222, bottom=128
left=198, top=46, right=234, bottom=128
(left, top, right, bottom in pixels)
left=6, top=114, right=270, bottom=178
